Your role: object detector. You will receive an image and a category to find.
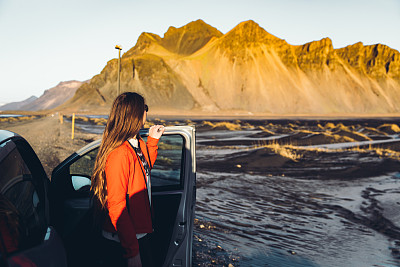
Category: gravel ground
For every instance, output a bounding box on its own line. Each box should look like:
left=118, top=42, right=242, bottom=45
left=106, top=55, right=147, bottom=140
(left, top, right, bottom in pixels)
left=0, top=114, right=101, bottom=177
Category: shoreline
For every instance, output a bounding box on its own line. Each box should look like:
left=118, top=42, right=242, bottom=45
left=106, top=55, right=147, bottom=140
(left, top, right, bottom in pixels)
left=148, top=114, right=400, bottom=121
left=2, top=110, right=400, bottom=121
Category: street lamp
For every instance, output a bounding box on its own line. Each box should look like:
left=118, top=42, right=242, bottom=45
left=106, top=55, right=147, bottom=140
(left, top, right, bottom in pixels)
left=115, top=45, right=122, bottom=96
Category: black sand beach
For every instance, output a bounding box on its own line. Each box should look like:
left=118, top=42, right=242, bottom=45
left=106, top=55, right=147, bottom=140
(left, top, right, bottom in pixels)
left=1, top=115, right=400, bottom=266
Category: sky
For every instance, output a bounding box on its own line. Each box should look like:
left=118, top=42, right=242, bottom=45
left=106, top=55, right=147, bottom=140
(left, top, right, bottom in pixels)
left=0, top=0, right=399, bottom=104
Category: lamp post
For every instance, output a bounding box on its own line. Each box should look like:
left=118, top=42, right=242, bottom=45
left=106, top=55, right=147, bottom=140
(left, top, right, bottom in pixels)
left=115, top=45, right=122, bottom=96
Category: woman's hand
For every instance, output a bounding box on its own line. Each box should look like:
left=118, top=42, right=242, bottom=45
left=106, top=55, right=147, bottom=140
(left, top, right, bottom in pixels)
left=149, top=125, right=165, bottom=139
left=127, top=253, right=142, bottom=267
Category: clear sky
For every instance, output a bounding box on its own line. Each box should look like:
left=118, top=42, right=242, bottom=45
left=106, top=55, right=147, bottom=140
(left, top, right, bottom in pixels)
left=1, top=0, right=399, bottom=104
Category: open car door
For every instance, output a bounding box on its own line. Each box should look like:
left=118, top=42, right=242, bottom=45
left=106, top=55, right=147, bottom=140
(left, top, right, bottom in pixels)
left=0, top=131, right=67, bottom=267
left=50, top=126, right=196, bottom=267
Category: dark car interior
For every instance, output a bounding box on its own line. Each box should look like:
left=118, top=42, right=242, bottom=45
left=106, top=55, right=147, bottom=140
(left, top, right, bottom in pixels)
left=0, top=138, right=48, bottom=254
left=0, top=136, right=67, bottom=267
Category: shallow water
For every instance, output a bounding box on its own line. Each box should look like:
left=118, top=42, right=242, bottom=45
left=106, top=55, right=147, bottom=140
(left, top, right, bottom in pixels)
left=194, top=170, right=400, bottom=266
left=0, top=114, right=24, bottom=117
left=304, top=138, right=400, bottom=150
left=194, top=120, right=400, bottom=266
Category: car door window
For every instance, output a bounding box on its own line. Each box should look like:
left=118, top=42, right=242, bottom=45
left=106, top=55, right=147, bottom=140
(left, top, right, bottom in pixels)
left=0, top=139, right=47, bottom=255
left=69, top=148, right=99, bottom=178
left=69, top=148, right=99, bottom=191
left=146, top=135, right=184, bottom=190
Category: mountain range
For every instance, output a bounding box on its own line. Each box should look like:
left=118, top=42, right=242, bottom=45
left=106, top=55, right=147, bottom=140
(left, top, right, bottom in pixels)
left=17, top=20, right=400, bottom=114
left=1, top=81, right=84, bottom=112
left=0, top=96, right=38, bottom=111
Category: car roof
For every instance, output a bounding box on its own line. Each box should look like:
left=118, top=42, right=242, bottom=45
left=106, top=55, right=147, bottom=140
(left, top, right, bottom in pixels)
left=0, top=130, right=19, bottom=144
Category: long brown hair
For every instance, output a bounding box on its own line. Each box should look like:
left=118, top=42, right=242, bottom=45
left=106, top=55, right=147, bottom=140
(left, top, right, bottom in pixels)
left=91, top=92, right=146, bottom=210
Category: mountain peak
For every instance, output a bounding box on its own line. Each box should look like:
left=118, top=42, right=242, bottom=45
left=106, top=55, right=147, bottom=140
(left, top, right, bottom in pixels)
left=161, top=19, right=223, bottom=55
left=165, top=19, right=209, bottom=32
left=301, top=37, right=334, bottom=52
left=163, top=19, right=218, bottom=37
left=124, top=32, right=162, bottom=57
left=236, top=20, right=261, bottom=29
left=336, top=41, right=400, bottom=78
left=56, top=80, right=84, bottom=87
left=220, top=20, right=283, bottom=49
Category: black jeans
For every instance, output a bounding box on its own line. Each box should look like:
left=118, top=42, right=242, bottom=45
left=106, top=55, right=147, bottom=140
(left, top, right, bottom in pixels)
left=138, top=235, right=155, bottom=267
left=98, top=234, right=154, bottom=267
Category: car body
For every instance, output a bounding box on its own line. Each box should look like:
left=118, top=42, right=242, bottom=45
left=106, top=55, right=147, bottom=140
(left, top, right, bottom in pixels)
left=0, top=126, right=196, bottom=267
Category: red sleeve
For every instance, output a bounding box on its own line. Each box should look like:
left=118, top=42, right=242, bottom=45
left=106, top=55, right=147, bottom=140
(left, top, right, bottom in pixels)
left=146, top=136, right=159, bottom=167
left=105, top=148, right=139, bottom=258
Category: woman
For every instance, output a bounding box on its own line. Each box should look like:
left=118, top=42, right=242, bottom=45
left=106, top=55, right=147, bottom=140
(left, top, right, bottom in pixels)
left=91, top=92, right=164, bottom=267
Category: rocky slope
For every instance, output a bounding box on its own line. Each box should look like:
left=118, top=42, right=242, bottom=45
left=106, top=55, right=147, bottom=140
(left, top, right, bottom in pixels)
left=62, top=20, right=400, bottom=114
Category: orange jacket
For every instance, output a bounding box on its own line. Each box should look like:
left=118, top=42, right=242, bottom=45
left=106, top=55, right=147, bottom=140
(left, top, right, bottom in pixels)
left=103, top=136, right=159, bottom=258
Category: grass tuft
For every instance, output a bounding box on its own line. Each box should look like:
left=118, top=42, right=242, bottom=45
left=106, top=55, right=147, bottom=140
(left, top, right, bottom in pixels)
left=378, top=124, right=400, bottom=133
left=256, top=140, right=302, bottom=161
left=258, top=126, right=275, bottom=135
left=201, top=121, right=241, bottom=131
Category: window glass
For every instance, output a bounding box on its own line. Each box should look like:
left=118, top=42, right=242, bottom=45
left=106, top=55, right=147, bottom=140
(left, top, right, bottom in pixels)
left=149, top=135, right=184, bottom=189
left=0, top=140, right=44, bottom=254
left=69, top=148, right=99, bottom=177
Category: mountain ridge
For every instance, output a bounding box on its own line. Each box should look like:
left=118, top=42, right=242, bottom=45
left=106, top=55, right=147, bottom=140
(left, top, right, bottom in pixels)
left=60, top=19, right=400, bottom=114
left=0, top=96, right=38, bottom=111
left=22, top=80, right=85, bottom=111
left=1, top=81, right=86, bottom=112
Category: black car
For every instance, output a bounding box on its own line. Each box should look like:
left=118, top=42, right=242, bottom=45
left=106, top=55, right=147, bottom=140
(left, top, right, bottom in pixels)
left=0, top=126, right=196, bottom=267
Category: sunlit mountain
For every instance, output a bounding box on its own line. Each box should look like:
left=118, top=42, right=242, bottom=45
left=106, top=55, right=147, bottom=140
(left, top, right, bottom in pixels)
left=61, top=20, right=400, bottom=114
